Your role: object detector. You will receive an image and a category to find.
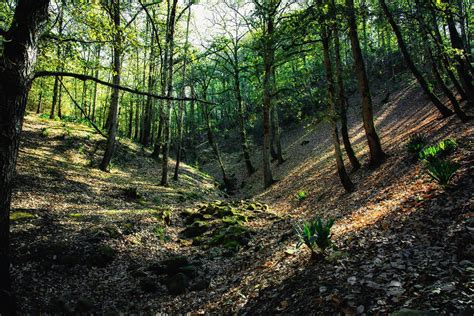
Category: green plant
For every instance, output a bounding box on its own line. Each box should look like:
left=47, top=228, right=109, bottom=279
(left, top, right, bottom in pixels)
left=295, top=190, right=307, bottom=202
left=425, top=158, right=459, bottom=186
left=438, top=138, right=457, bottom=153
left=406, top=134, right=427, bottom=156
left=419, top=138, right=457, bottom=161
left=154, top=225, right=166, bottom=241
left=295, top=217, right=334, bottom=257
left=41, top=127, right=50, bottom=137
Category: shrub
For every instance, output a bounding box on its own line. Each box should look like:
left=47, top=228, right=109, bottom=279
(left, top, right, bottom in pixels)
left=295, top=190, right=307, bottom=202
left=406, top=134, right=427, bottom=156
left=295, top=217, right=334, bottom=257
left=425, top=158, right=459, bottom=186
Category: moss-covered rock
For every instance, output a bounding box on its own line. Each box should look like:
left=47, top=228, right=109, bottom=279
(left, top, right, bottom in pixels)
left=182, top=220, right=210, bottom=238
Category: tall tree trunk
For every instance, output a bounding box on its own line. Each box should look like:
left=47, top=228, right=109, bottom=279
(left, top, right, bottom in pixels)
left=49, top=9, right=63, bottom=120
left=334, top=24, right=360, bottom=171
left=0, top=1, right=50, bottom=313
left=100, top=0, right=121, bottom=171
left=379, top=0, right=454, bottom=118
left=346, top=0, right=386, bottom=167
left=174, top=6, right=191, bottom=181
left=234, top=58, right=255, bottom=175
left=262, top=4, right=275, bottom=188
left=141, top=25, right=156, bottom=146
left=161, top=0, right=178, bottom=186
left=322, top=24, right=354, bottom=192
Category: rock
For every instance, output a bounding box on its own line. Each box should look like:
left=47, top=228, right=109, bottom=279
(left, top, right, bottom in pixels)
left=190, top=278, right=211, bottom=291
left=182, top=221, right=209, bottom=238
left=165, top=273, right=189, bottom=295
left=147, top=263, right=168, bottom=275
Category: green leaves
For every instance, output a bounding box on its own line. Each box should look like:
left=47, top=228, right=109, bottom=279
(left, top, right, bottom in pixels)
left=424, top=158, right=459, bottom=187
left=295, top=217, right=334, bottom=255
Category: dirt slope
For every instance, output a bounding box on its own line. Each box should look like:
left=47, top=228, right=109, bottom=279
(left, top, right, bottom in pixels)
left=10, top=74, right=474, bottom=314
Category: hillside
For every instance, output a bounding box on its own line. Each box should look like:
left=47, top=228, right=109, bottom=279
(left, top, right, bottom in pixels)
left=10, top=78, right=474, bottom=314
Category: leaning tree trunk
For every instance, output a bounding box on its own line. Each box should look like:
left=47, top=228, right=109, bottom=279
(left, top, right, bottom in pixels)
left=379, top=0, right=454, bottom=118
left=346, top=0, right=386, bottom=167
left=442, top=0, right=474, bottom=106
left=100, top=0, right=121, bottom=171
left=333, top=19, right=361, bottom=172
left=322, top=25, right=354, bottom=192
left=0, top=1, right=50, bottom=313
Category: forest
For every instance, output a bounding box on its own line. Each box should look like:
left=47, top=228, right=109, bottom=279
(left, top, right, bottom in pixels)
left=0, top=0, right=472, bottom=314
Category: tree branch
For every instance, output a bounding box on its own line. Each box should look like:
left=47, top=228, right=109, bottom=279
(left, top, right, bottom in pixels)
left=33, top=71, right=214, bottom=104
left=59, top=78, right=107, bottom=138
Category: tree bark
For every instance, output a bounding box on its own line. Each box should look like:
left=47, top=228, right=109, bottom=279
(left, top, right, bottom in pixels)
left=0, top=1, right=50, bottom=313
left=262, top=2, right=276, bottom=188
left=379, top=0, right=454, bottom=118
left=161, top=0, right=178, bottom=186
left=333, top=16, right=361, bottom=172
left=346, top=0, right=386, bottom=167
left=100, top=0, right=122, bottom=171
left=174, top=6, right=192, bottom=181
left=322, top=24, right=354, bottom=192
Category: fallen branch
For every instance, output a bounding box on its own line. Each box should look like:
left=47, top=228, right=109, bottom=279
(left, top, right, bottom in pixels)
left=33, top=71, right=214, bottom=104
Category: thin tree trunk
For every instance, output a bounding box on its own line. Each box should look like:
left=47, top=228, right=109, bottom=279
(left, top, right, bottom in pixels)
left=442, top=0, right=474, bottom=105
left=322, top=23, right=354, bottom=192
left=174, top=6, right=191, bottom=181
left=262, top=5, right=275, bottom=188
left=379, top=0, right=454, bottom=118
left=36, top=80, right=44, bottom=114
left=346, top=0, right=386, bottom=167
left=100, top=0, right=121, bottom=171
left=161, top=0, right=178, bottom=186
left=334, top=23, right=360, bottom=171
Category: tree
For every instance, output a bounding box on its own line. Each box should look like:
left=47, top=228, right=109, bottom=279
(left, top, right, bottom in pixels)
left=378, top=0, right=454, bottom=119
left=0, top=1, right=51, bottom=313
left=346, top=0, right=386, bottom=167
left=100, top=0, right=122, bottom=171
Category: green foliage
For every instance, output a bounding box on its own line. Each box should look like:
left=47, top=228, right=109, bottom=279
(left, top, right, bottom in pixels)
left=39, top=113, right=50, bottom=120
left=295, top=190, right=307, bottom=202
left=40, top=127, right=50, bottom=137
left=295, top=217, right=334, bottom=255
left=424, top=158, right=459, bottom=186
left=154, top=225, right=166, bottom=241
left=419, top=138, right=457, bottom=161
left=406, top=134, right=427, bottom=156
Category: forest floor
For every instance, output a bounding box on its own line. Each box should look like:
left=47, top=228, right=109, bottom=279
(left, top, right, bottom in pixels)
left=11, top=78, right=473, bottom=314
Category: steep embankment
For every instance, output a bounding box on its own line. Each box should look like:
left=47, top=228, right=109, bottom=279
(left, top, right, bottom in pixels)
left=10, top=72, right=473, bottom=314
left=205, top=79, right=473, bottom=314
